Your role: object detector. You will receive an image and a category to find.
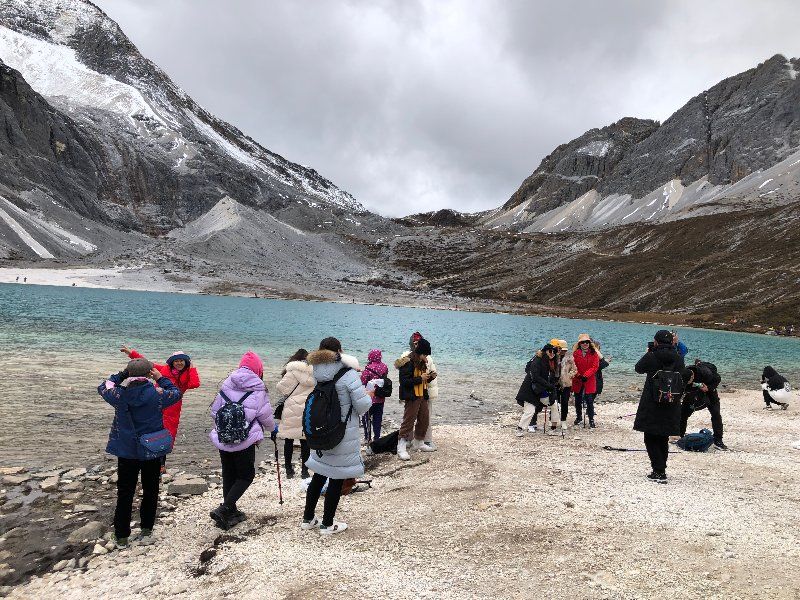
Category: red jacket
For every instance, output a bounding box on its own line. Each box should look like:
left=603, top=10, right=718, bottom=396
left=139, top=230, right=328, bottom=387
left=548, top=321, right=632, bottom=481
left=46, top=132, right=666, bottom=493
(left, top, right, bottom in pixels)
left=572, top=349, right=600, bottom=395
left=129, top=349, right=200, bottom=441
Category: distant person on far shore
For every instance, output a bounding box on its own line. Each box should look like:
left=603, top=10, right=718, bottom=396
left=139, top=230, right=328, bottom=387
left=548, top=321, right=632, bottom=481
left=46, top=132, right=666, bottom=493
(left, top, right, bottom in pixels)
left=360, top=349, right=389, bottom=442
left=396, top=338, right=437, bottom=458
left=515, top=342, right=558, bottom=436
left=121, top=346, right=200, bottom=472
left=209, top=351, right=275, bottom=530
left=275, top=349, right=315, bottom=480
left=97, top=357, right=181, bottom=548
left=572, top=334, right=600, bottom=428
left=761, top=366, right=791, bottom=410
left=634, top=330, right=687, bottom=484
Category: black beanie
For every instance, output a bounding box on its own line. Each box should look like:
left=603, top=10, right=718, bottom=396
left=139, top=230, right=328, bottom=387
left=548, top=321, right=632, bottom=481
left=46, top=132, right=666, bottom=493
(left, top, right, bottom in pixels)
left=415, top=338, right=432, bottom=356
left=126, top=358, right=153, bottom=377
left=654, top=330, right=673, bottom=345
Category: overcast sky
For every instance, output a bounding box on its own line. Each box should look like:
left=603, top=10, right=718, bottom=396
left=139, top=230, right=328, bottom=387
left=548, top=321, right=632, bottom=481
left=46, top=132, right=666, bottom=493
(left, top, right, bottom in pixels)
left=94, top=0, right=800, bottom=217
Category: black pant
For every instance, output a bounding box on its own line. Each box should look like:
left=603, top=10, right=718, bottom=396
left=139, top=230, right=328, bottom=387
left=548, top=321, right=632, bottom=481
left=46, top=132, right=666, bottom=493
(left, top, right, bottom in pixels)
left=559, top=386, right=571, bottom=421
left=284, top=438, right=310, bottom=475
left=574, top=391, right=595, bottom=420
left=114, top=457, right=161, bottom=539
left=643, top=433, right=669, bottom=473
left=219, top=445, right=256, bottom=510
left=303, top=473, right=344, bottom=527
left=763, top=389, right=785, bottom=406
left=680, top=390, right=723, bottom=442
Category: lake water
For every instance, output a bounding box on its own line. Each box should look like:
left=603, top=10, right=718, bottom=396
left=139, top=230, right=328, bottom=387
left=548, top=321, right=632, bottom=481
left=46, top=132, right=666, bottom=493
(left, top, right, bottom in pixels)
left=1, top=283, right=799, bottom=468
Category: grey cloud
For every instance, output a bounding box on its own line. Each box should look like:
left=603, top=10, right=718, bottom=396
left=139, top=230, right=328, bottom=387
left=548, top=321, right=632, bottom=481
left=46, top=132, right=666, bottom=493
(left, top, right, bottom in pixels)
left=95, top=0, right=800, bottom=217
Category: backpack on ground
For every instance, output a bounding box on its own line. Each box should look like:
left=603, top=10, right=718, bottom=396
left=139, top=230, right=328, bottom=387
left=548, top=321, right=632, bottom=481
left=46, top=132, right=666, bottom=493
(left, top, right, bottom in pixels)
left=303, top=367, right=352, bottom=454
left=215, top=390, right=255, bottom=444
left=676, top=428, right=714, bottom=452
left=651, top=370, right=685, bottom=403
left=375, top=377, right=393, bottom=399
left=369, top=430, right=399, bottom=454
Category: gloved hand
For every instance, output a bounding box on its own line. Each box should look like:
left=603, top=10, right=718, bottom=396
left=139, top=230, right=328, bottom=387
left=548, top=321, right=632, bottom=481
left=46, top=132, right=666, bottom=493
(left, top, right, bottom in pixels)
left=270, top=425, right=279, bottom=441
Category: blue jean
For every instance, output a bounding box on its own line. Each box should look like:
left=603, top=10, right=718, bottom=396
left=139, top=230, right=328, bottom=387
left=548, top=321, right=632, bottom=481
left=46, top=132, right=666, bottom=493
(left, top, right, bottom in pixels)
left=574, top=391, right=596, bottom=419
left=361, top=403, right=385, bottom=441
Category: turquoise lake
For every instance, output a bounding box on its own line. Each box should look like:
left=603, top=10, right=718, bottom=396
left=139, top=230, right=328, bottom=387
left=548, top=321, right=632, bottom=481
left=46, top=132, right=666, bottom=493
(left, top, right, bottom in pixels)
left=2, top=282, right=799, bottom=387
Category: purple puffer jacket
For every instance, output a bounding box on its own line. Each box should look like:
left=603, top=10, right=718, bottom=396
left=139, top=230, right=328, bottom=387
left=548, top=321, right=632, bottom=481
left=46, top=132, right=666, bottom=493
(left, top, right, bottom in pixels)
left=209, top=367, right=274, bottom=452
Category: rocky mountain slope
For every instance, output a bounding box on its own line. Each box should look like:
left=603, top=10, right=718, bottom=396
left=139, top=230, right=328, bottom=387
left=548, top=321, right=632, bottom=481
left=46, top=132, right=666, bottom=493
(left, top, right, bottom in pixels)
left=0, top=0, right=399, bottom=271
left=486, top=54, right=800, bottom=233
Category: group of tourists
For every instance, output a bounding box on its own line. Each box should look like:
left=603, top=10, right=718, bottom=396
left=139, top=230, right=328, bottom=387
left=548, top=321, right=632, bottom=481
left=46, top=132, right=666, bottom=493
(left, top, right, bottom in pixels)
left=514, top=334, right=610, bottom=435
left=97, top=331, right=438, bottom=545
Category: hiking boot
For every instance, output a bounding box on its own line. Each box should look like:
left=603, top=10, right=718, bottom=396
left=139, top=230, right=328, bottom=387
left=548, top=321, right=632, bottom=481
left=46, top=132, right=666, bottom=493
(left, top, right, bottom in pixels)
left=589, top=419, right=596, bottom=429
left=397, top=438, right=411, bottom=461
left=284, top=463, right=296, bottom=479
left=300, top=516, right=320, bottom=531
left=782, top=403, right=790, bottom=410
left=573, top=417, right=582, bottom=426
left=209, top=504, right=235, bottom=530
left=515, top=427, right=525, bottom=438
left=319, top=521, right=348, bottom=536
left=112, top=534, right=129, bottom=549
left=714, top=440, right=729, bottom=451
left=647, top=471, right=667, bottom=483
left=764, top=405, right=773, bottom=410
left=301, top=468, right=310, bottom=479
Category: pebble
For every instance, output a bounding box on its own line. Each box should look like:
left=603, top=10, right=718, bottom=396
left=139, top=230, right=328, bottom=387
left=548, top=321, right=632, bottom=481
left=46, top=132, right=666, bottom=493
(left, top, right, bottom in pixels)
left=40, top=477, right=60, bottom=492
left=74, top=504, right=99, bottom=513
left=63, top=468, right=87, bottom=479
left=92, top=544, right=108, bottom=555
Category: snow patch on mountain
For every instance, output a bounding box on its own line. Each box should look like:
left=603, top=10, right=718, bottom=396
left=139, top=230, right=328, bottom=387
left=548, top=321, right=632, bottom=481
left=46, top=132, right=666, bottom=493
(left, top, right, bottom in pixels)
left=0, top=25, right=164, bottom=127
left=577, top=140, right=611, bottom=157
left=0, top=198, right=54, bottom=258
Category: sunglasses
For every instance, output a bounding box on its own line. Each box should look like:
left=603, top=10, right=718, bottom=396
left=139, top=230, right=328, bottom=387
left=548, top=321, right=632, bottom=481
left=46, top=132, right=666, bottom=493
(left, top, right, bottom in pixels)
left=580, top=341, right=591, bottom=344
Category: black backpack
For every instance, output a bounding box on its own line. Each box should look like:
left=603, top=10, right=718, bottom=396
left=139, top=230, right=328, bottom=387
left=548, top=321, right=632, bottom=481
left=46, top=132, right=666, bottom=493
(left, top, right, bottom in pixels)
left=651, top=370, right=685, bottom=404
left=369, top=430, right=399, bottom=454
left=375, top=377, right=393, bottom=399
left=215, top=390, right=254, bottom=444
left=303, top=367, right=352, bottom=454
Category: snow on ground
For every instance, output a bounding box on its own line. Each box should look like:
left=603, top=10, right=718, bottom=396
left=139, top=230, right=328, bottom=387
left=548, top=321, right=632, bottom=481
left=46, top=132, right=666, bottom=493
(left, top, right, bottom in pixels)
left=1, top=198, right=96, bottom=252
left=786, top=59, right=798, bottom=80
left=0, top=25, right=165, bottom=127
left=0, top=201, right=54, bottom=259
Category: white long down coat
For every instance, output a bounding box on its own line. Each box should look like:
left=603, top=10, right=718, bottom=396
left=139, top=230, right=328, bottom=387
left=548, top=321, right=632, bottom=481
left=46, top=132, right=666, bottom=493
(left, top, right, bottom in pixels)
left=275, top=360, right=315, bottom=440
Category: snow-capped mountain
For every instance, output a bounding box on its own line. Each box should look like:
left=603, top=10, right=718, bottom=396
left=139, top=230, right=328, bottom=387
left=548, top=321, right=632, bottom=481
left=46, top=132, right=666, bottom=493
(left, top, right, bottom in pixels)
left=0, top=0, right=389, bottom=261
left=486, top=54, right=800, bottom=233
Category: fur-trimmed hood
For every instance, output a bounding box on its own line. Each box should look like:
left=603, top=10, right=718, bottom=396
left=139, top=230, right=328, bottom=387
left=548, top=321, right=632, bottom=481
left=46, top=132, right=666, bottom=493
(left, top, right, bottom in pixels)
left=307, top=349, right=339, bottom=365
left=394, top=355, right=411, bottom=369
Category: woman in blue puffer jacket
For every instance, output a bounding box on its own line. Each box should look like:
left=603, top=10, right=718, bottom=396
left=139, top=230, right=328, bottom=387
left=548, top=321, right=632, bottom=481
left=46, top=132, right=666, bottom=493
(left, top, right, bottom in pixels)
left=301, top=337, right=371, bottom=536
left=98, top=357, right=182, bottom=548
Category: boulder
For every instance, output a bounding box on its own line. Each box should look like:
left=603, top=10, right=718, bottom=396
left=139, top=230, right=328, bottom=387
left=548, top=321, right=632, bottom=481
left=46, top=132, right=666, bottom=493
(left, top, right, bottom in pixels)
left=40, top=477, right=59, bottom=492
left=2, top=474, right=30, bottom=486
left=0, top=467, right=26, bottom=476
left=67, top=521, right=104, bottom=542
left=62, top=468, right=87, bottom=479
left=92, top=544, right=108, bottom=555
left=168, top=476, right=208, bottom=496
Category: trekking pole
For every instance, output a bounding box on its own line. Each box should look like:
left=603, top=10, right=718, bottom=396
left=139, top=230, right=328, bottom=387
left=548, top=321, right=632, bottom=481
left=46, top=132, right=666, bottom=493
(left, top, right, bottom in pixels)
left=272, top=438, right=284, bottom=505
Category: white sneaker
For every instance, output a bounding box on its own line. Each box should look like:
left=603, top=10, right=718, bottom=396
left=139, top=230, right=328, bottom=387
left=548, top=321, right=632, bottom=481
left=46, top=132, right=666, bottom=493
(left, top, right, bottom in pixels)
left=364, top=446, right=374, bottom=456
left=423, top=441, right=437, bottom=451
left=397, top=438, right=411, bottom=460
left=527, top=425, right=537, bottom=433
left=319, top=521, right=348, bottom=536
left=300, top=516, right=320, bottom=531
left=561, top=421, right=567, bottom=431
left=417, top=440, right=435, bottom=452
left=515, top=427, right=525, bottom=437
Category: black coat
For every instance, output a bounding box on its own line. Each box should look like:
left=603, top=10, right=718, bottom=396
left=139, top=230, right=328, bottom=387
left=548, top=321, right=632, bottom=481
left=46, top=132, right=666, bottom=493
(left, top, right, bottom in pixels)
left=633, top=347, right=686, bottom=436
left=516, top=355, right=557, bottom=406
left=762, top=366, right=788, bottom=392
left=396, top=356, right=428, bottom=401
left=596, top=358, right=610, bottom=396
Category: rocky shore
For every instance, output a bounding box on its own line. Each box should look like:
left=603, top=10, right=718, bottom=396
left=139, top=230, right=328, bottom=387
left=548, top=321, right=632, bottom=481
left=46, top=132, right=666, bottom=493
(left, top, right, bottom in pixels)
left=3, top=390, right=799, bottom=599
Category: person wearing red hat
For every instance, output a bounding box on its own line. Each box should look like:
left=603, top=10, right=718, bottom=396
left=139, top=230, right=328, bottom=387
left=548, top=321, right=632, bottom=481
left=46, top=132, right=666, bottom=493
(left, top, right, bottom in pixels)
left=121, top=345, right=201, bottom=471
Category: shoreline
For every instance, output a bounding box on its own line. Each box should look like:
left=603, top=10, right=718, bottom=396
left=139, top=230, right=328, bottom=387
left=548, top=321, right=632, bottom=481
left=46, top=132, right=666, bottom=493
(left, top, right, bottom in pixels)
left=3, top=389, right=800, bottom=598
left=0, top=266, right=796, bottom=339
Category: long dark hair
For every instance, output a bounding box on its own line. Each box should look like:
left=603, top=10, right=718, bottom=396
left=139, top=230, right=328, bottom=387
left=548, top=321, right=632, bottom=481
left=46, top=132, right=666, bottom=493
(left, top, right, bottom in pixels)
left=409, top=351, right=428, bottom=371
left=281, top=348, right=308, bottom=377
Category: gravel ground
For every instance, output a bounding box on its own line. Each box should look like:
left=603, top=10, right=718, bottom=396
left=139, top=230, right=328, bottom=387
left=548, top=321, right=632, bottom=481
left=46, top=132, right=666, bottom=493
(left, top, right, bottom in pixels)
left=5, top=390, right=800, bottom=599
